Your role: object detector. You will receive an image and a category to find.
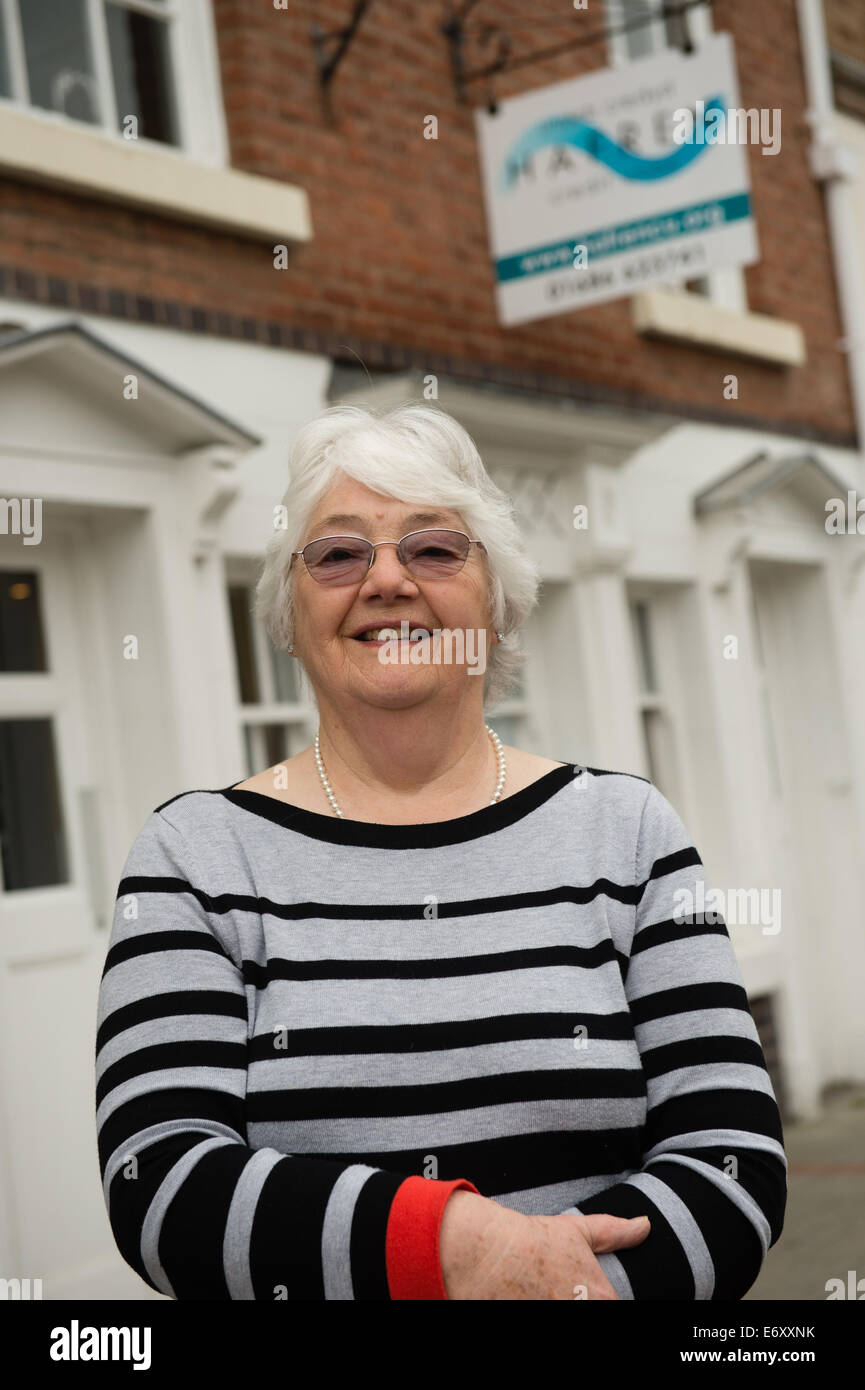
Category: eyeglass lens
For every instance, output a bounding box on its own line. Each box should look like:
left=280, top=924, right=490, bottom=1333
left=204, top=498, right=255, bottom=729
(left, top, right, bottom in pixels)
left=302, top=530, right=470, bottom=584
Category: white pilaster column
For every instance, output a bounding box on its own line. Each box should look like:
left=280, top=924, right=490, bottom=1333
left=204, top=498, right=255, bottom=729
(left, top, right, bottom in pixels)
left=571, top=561, right=645, bottom=774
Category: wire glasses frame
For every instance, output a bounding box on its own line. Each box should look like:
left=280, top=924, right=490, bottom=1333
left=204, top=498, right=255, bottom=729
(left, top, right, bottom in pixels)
left=289, top=528, right=487, bottom=585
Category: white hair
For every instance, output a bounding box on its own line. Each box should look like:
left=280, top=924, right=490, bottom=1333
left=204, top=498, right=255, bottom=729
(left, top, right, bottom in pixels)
left=254, top=400, right=541, bottom=711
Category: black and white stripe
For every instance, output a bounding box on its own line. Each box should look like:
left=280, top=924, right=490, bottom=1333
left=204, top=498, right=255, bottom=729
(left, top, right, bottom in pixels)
left=95, top=764, right=786, bottom=1299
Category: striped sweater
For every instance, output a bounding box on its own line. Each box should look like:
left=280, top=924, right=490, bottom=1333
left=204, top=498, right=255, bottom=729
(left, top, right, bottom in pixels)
left=95, top=762, right=787, bottom=1300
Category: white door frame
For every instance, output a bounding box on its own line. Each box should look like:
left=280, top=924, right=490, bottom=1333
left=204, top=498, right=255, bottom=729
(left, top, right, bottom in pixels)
left=0, top=516, right=113, bottom=1286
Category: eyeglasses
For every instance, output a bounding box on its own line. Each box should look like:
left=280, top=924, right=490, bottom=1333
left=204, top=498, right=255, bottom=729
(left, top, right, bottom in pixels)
left=290, top=529, right=486, bottom=586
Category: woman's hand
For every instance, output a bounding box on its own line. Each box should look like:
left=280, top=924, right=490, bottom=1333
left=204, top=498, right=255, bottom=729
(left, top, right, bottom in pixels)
left=440, top=1190, right=650, bottom=1300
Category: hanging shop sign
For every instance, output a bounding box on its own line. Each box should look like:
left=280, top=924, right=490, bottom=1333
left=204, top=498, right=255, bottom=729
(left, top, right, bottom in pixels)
left=474, top=32, right=760, bottom=324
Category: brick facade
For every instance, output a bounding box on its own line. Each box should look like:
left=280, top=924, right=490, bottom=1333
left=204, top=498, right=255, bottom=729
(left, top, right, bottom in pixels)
left=0, top=0, right=855, bottom=443
left=825, top=0, right=865, bottom=63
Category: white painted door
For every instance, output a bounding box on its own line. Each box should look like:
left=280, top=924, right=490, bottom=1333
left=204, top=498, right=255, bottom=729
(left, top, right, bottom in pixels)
left=0, top=518, right=154, bottom=1298
left=748, top=558, right=861, bottom=1109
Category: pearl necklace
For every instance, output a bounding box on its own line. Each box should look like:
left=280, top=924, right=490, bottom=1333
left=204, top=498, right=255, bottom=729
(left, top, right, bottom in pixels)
left=313, top=725, right=507, bottom=819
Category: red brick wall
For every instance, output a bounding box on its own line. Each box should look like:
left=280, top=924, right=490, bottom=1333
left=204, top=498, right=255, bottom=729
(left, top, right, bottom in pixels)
left=825, top=0, right=865, bottom=62
left=0, top=0, right=854, bottom=443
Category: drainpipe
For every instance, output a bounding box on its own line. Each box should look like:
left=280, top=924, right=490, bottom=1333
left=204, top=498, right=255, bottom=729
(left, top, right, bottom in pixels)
left=795, top=0, right=865, bottom=474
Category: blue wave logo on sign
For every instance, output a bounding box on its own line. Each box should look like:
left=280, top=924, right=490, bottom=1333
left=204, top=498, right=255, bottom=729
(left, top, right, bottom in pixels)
left=498, top=95, right=725, bottom=192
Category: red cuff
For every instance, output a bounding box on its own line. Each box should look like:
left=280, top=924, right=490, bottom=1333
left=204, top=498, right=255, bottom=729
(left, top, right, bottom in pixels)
left=385, top=1175, right=481, bottom=1300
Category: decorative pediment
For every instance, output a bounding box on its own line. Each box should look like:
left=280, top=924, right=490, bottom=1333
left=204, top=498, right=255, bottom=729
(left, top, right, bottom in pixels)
left=694, top=448, right=864, bottom=593
left=694, top=449, right=851, bottom=525
left=0, top=319, right=260, bottom=459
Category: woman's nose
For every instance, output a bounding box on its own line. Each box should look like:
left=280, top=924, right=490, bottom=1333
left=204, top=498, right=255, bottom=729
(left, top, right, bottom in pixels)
left=362, top=543, right=415, bottom=586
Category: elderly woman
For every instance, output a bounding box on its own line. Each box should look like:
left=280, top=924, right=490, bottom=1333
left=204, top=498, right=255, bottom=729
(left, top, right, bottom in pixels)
left=96, top=401, right=786, bottom=1300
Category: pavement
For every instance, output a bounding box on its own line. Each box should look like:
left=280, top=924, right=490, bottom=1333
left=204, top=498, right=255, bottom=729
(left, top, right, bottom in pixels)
left=743, top=1081, right=865, bottom=1301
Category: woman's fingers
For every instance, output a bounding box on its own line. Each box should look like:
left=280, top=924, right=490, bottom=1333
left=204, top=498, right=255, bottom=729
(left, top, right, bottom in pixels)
left=442, top=1203, right=651, bottom=1297
left=564, top=1210, right=651, bottom=1254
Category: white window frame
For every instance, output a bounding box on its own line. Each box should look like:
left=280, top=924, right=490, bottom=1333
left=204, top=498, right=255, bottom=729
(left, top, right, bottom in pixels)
left=604, top=0, right=749, bottom=312
left=606, top=0, right=671, bottom=65
left=0, top=0, right=228, bottom=165
left=627, top=585, right=691, bottom=815
left=225, top=560, right=316, bottom=779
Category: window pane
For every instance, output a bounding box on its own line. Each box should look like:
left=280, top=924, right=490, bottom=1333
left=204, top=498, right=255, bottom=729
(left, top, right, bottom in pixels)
left=105, top=1, right=178, bottom=144
left=664, top=8, right=692, bottom=51
left=263, top=723, right=289, bottom=768
left=243, top=722, right=290, bottom=779
left=228, top=587, right=260, bottom=704
left=642, top=707, right=677, bottom=801
left=0, top=570, right=47, bottom=672
left=269, top=640, right=299, bottom=703
left=20, top=0, right=100, bottom=124
left=242, top=722, right=255, bottom=777
left=619, top=0, right=655, bottom=60
left=486, top=714, right=524, bottom=748
left=0, top=718, right=68, bottom=888
left=632, top=601, right=657, bottom=692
